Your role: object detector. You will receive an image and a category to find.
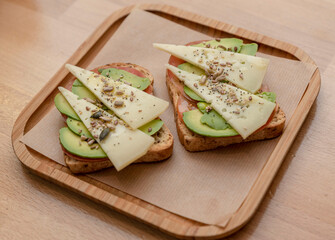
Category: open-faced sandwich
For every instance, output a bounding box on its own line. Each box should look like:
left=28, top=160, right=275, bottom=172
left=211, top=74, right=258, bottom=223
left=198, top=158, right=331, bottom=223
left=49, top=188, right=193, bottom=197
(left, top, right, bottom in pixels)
left=154, top=38, right=285, bottom=151
left=54, top=63, right=173, bottom=173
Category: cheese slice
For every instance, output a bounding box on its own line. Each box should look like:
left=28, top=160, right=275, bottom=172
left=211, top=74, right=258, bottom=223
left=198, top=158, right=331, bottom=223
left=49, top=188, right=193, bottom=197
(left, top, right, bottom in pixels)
left=59, top=87, right=154, bottom=171
left=154, top=43, right=269, bottom=93
left=166, top=65, right=276, bottom=139
left=65, top=64, right=169, bottom=129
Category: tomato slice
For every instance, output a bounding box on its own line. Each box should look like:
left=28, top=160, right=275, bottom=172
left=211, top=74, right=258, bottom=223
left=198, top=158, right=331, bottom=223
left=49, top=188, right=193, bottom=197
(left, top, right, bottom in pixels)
left=177, top=96, right=197, bottom=121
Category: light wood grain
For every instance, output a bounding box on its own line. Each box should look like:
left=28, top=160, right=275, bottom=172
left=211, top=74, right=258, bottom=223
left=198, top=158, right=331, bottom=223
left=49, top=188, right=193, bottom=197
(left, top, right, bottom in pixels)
left=2, top=0, right=335, bottom=239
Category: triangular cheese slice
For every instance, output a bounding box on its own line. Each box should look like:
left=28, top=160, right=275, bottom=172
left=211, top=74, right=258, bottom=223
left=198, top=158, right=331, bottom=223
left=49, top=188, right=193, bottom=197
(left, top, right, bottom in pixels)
left=166, top=65, right=276, bottom=139
left=59, top=87, right=154, bottom=171
left=65, top=64, right=169, bottom=129
left=154, top=43, right=269, bottom=93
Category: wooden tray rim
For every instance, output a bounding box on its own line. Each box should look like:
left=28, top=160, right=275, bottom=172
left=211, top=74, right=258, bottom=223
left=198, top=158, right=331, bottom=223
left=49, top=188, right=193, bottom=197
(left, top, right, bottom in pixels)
left=11, top=4, right=321, bottom=239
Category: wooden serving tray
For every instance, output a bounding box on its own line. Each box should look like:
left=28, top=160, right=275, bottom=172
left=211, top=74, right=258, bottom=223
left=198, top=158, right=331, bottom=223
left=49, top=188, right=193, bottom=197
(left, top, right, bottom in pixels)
left=11, top=4, right=320, bottom=239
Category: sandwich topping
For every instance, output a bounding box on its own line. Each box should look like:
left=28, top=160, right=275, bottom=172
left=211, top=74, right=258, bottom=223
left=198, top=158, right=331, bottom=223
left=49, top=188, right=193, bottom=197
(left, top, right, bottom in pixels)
left=155, top=38, right=278, bottom=139
left=154, top=42, right=269, bottom=93
left=66, top=64, right=169, bottom=129
left=59, top=87, right=154, bottom=171
left=55, top=64, right=168, bottom=171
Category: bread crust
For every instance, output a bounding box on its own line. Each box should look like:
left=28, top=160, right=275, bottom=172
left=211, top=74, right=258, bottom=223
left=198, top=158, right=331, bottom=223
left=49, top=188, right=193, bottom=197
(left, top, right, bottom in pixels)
left=63, top=63, right=173, bottom=173
left=166, top=70, right=286, bottom=152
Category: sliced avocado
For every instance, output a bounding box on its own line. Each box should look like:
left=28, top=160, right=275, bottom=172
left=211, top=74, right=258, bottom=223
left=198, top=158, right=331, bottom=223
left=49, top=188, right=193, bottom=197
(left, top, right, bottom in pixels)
left=197, top=102, right=209, bottom=113
left=71, top=85, right=98, bottom=101
left=59, top=127, right=107, bottom=158
left=184, top=86, right=204, bottom=102
left=183, top=110, right=238, bottom=137
left=193, top=38, right=243, bottom=52
left=72, top=79, right=83, bottom=87
left=71, top=82, right=110, bottom=111
left=54, top=93, right=80, bottom=120
left=257, top=91, right=276, bottom=103
left=240, top=43, right=258, bottom=56
left=197, top=102, right=231, bottom=130
left=100, top=68, right=150, bottom=90
left=139, top=119, right=164, bottom=136
left=200, top=110, right=231, bottom=130
left=177, top=63, right=205, bottom=101
left=66, top=118, right=93, bottom=138
left=178, top=62, right=205, bottom=76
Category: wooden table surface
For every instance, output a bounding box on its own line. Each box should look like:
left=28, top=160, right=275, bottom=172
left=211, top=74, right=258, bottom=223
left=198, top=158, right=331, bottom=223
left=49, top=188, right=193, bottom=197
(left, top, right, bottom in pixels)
left=1, top=0, right=335, bottom=239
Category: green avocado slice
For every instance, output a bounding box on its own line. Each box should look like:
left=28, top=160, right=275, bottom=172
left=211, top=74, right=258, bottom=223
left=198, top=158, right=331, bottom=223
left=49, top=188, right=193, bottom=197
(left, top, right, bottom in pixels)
left=197, top=102, right=232, bottom=130
left=72, top=79, right=83, bottom=87
left=183, top=110, right=238, bottom=137
left=59, top=127, right=107, bottom=158
left=100, top=68, right=151, bottom=90
left=139, top=119, right=164, bottom=135
left=183, top=86, right=205, bottom=102
left=71, top=85, right=98, bottom=101
left=178, top=63, right=205, bottom=101
left=54, top=93, right=80, bottom=120
left=240, top=43, right=258, bottom=56
left=200, top=110, right=231, bottom=130
left=257, top=92, right=276, bottom=103
left=193, top=38, right=243, bottom=52
left=66, top=118, right=93, bottom=138
left=178, top=62, right=205, bottom=76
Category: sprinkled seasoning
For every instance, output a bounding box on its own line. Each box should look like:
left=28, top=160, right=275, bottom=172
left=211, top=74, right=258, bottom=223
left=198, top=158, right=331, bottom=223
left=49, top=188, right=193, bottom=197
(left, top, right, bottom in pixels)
left=148, top=127, right=152, bottom=133
left=103, top=86, right=114, bottom=92
left=84, top=97, right=96, bottom=104
left=218, top=45, right=226, bottom=51
left=99, top=128, right=110, bottom=141
left=114, top=100, right=124, bottom=107
left=81, top=135, right=88, bottom=141
left=87, top=139, right=95, bottom=145
left=99, top=116, right=112, bottom=122
left=91, top=111, right=102, bottom=119
left=199, top=75, right=207, bottom=85
left=115, top=90, right=124, bottom=96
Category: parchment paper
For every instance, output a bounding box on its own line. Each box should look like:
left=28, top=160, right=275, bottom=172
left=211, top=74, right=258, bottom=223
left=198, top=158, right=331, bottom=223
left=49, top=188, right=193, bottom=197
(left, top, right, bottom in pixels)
left=21, top=10, right=317, bottom=227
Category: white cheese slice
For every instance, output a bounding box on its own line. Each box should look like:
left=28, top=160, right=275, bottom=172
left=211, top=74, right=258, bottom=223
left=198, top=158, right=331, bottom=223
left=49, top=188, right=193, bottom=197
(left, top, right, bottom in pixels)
left=65, top=64, right=169, bottom=129
left=166, top=65, right=276, bottom=139
left=154, top=43, right=269, bottom=93
left=59, top=87, right=154, bottom=171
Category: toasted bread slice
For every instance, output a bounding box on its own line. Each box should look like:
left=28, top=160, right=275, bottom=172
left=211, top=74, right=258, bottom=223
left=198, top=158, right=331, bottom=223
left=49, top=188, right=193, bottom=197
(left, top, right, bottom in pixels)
left=166, top=70, right=286, bottom=152
left=63, top=63, right=173, bottom=173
